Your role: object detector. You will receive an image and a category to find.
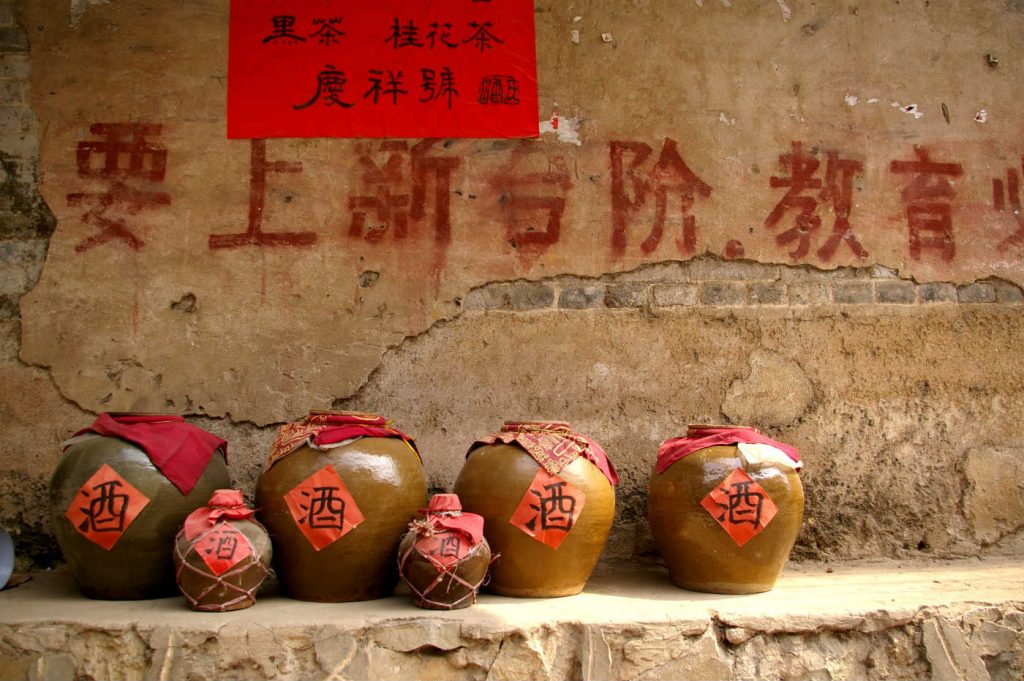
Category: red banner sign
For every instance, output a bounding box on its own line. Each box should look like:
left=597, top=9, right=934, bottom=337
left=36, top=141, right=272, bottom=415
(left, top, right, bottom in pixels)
left=228, top=0, right=539, bottom=139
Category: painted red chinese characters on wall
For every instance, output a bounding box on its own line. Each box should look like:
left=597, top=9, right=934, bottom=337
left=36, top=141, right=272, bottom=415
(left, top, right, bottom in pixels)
left=890, top=146, right=964, bottom=262
left=64, top=118, right=1024, bottom=279
left=228, top=0, right=538, bottom=138
left=348, top=140, right=459, bottom=246
left=609, top=138, right=712, bottom=258
left=490, top=141, right=572, bottom=266
left=208, top=140, right=318, bottom=249
left=67, top=123, right=171, bottom=252
left=349, top=142, right=411, bottom=242
left=764, top=142, right=868, bottom=262
left=992, top=157, right=1024, bottom=253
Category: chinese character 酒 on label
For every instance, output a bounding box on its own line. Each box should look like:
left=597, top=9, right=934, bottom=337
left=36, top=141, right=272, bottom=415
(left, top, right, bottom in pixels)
left=509, top=469, right=587, bottom=550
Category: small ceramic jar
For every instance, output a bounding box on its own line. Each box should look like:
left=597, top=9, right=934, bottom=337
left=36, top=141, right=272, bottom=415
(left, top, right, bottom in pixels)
left=454, top=421, right=618, bottom=597
left=648, top=425, right=804, bottom=594
left=398, top=493, right=491, bottom=610
left=255, top=411, right=427, bottom=602
left=50, top=413, right=230, bottom=599
left=174, top=489, right=272, bottom=612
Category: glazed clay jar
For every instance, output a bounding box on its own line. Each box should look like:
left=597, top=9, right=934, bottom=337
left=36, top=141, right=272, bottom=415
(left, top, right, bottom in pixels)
left=398, top=493, right=491, bottom=610
left=648, top=425, right=804, bottom=594
left=454, top=421, right=618, bottom=598
left=255, top=411, right=427, bottom=602
left=173, top=489, right=272, bottom=612
left=50, top=413, right=230, bottom=600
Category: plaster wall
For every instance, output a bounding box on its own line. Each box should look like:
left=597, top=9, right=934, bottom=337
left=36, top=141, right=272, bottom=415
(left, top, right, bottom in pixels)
left=0, top=0, right=1023, bottom=569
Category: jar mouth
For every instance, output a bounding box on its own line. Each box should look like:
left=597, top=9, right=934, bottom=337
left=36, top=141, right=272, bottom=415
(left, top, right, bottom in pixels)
left=208, top=489, right=246, bottom=508
left=308, top=410, right=383, bottom=421
left=426, top=493, right=463, bottom=514
left=107, top=412, right=180, bottom=418
left=502, top=420, right=572, bottom=431
left=686, top=424, right=760, bottom=437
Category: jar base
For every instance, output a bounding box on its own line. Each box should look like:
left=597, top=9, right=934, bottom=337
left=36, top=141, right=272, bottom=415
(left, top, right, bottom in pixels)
left=190, top=599, right=256, bottom=612
left=669, top=576, right=776, bottom=595
left=412, top=598, right=474, bottom=610
left=487, top=583, right=584, bottom=598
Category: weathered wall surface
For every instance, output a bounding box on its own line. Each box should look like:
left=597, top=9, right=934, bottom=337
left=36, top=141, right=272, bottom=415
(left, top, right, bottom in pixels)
left=1, top=0, right=1023, bottom=569
left=340, top=266, right=1024, bottom=562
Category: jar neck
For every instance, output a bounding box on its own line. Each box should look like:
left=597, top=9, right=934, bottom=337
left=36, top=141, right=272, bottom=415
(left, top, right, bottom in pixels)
left=686, top=424, right=760, bottom=438
left=501, top=420, right=573, bottom=435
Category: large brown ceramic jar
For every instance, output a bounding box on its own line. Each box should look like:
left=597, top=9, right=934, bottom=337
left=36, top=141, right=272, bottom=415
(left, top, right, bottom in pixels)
left=255, top=411, right=427, bottom=602
left=398, top=493, right=491, bottom=610
left=50, top=413, right=230, bottom=599
left=648, top=425, right=804, bottom=594
left=174, top=489, right=272, bottom=612
left=454, top=421, right=618, bottom=598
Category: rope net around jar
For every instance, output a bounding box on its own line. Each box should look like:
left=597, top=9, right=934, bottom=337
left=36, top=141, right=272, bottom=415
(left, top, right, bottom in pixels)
left=173, top=527, right=269, bottom=612
left=397, top=518, right=493, bottom=610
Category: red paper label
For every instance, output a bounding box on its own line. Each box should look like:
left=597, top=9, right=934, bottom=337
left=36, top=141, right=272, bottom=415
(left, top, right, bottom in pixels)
left=508, top=469, right=586, bottom=550
left=64, top=464, right=150, bottom=551
left=700, top=468, right=779, bottom=547
left=283, top=464, right=364, bottom=550
left=415, top=530, right=471, bottom=569
left=193, top=523, right=254, bottom=576
left=228, top=0, right=539, bottom=139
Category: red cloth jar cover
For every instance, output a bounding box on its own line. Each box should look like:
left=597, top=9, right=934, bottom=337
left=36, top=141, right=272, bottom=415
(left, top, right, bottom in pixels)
left=70, top=413, right=227, bottom=494
left=265, top=411, right=419, bottom=471
left=416, top=494, right=485, bottom=546
left=182, top=489, right=256, bottom=540
left=656, top=425, right=801, bottom=475
left=468, top=421, right=619, bottom=485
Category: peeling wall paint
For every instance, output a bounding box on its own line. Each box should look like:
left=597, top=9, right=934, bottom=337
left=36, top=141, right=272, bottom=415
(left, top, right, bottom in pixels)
left=68, top=0, right=110, bottom=28
left=776, top=0, right=792, bottom=22
left=539, top=112, right=582, bottom=145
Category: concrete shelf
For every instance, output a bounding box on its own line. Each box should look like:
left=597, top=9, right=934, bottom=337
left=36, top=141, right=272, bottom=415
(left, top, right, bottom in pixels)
left=1, top=559, right=1022, bottom=680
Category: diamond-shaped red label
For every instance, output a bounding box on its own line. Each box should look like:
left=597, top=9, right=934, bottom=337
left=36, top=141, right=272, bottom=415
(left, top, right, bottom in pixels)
left=283, top=465, right=364, bottom=551
left=415, top=531, right=472, bottom=569
left=192, top=523, right=254, bottom=576
left=65, top=464, right=150, bottom=551
left=700, top=468, right=778, bottom=547
left=508, top=469, right=586, bottom=550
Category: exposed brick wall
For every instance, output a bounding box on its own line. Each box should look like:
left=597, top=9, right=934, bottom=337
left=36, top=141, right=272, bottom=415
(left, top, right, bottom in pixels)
left=460, top=260, right=1024, bottom=313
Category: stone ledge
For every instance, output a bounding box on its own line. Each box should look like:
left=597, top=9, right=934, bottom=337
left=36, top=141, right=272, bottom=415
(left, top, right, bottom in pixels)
left=1, top=560, right=1022, bottom=680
